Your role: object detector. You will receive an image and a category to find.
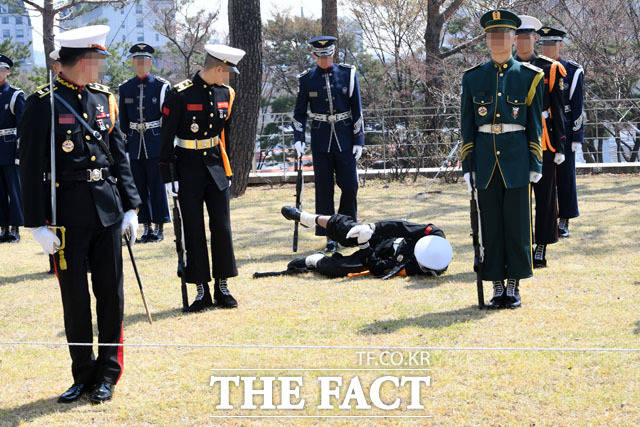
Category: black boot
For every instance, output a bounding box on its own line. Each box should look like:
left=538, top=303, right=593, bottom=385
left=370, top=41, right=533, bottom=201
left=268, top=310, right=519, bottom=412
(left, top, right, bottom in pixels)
left=186, top=283, right=214, bottom=312
left=558, top=218, right=569, bottom=238
left=214, top=278, right=238, bottom=308
left=325, top=238, right=338, bottom=253
left=487, top=281, right=506, bottom=309
left=504, top=279, right=521, bottom=309
left=533, top=244, right=547, bottom=268
left=145, top=223, right=158, bottom=243
left=7, top=226, right=19, bottom=243
left=281, top=206, right=302, bottom=222
left=137, top=224, right=152, bottom=243
left=0, top=226, right=9, bottom=242
left=152, top=223, right=164, bottom=242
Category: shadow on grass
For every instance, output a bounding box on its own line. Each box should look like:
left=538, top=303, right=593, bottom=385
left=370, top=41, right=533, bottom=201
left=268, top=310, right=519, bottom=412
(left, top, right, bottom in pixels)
left=0, top=396, right=91, bottom=426
left=404, top=271, right=477, bottom=290
left=357, top=305, right=493, bottom=335
left=0, top=271, right=53, bottom=286
left=634, top=321, right=640, bottom=335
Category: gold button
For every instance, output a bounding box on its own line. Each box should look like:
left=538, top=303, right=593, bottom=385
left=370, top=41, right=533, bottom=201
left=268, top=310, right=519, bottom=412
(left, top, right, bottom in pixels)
left=210, top=102, right=213, bottom=105
left=503, top=64, right=507, bottom=69
left=496, top=151, right=501, bottom=155
left=83, top=113, right=88, bottom=119
left=77, top=94, right=82, bottom=100
left=499, top=73, right=504, bottom=77
left=90, top=155, right=96, bottom=161
left=56, top=182, right=59, bottom=188
left=192, top=116, right=196, bottom=120
left=203, top=85, right=207, bottom=88
left=66, top=130, right=72, bottom=134
left=210, top=113, right=214, bottom=117
left=496, top=114, right=501, bottom=118
left=209, top=124, right=212, bottom=128
left=498, top=92, right=502, bottom=97
left=85, top=135, right=91, bottom=140
left=204, top=132, right=208, bottom=136
left=203, top=151, right=207, bottom=156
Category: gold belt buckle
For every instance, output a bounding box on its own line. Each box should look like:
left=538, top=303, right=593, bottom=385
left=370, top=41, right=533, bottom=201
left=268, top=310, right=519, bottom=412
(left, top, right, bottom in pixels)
left=197, top=139, right=209, bottom=149
left=492, top=124, right=503, bottom=134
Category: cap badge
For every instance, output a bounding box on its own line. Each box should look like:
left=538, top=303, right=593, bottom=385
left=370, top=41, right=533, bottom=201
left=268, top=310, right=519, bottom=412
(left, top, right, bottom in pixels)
left=543, top=28, right=550, bottom=34
left=137, top=44, right=145, bottom=50
left=319, top=40, right=327, bottom=46
left=492, top=11, right=501, bottom=20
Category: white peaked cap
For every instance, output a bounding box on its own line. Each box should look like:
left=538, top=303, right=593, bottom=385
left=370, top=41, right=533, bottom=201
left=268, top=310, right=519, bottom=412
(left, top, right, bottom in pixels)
left=204, top=44, right=246, bottom=73
left=49, top=48, right=60, bottom=61
left=414, top=235, right=453, bottom=271
left=517, top=15, right=542, bottom=32
left=56, top=25, right=110, bottom=51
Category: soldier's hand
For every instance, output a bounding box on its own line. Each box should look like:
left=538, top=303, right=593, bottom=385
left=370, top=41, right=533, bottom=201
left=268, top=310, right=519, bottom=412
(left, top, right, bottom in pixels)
left=346, top=223, right=376, bottom=244
left=29, top=226, right=61, bottom=255
left=352, top=145, right=363, bottom=160
left=121, top=210, right=139, bottom=243
left=294, top=141, right=305, bottom=157
left=529, top=171, right=543, bottom=183
left=553, top=153, right=565, bottom=165
left=463, top=172, right=475, bottom=192
left=166, top=181, right=179, bottom=198
left=571, top=142, right=581, bottom=152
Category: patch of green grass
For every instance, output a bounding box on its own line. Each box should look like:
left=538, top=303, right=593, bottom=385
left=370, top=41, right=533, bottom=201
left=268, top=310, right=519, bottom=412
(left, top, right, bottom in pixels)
left=0, top=174, right=639, bottom=425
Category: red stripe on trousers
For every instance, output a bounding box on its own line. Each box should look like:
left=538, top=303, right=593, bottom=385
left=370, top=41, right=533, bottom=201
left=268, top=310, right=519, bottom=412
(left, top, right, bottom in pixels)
left=116, top=322, right=124, bottom=384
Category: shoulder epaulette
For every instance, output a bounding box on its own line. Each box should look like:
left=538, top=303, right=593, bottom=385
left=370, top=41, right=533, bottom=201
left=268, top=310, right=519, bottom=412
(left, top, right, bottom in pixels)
left=567, top=59, right=582, bottom=69
left=297, top=68, right=311, bottom=79
left=156, top=76, right=170, bottom=84
left=538, top=55, right=555, bottom=64
left=87, top=82, right=111, bottom=94
left=35, top=84, right=53, bottom=98
left=521, top=62, right=543, bottom=74
left=463, top=63, right=482, bottom=74
left=175, top=79, right=193, bottom=92
left=338, top=63, right=355, bottom=69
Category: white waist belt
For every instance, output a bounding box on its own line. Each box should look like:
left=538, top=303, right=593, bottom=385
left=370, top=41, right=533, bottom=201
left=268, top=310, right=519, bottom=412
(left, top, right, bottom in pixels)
left=0, top=128, right=17, bottom=137
left=130, top=120, right=162, bottom=131
left=176, top=137, right=219, bottom=150
left=309, top=111, right=351, bottom=123
left=478, top=124, right=526, bottom=134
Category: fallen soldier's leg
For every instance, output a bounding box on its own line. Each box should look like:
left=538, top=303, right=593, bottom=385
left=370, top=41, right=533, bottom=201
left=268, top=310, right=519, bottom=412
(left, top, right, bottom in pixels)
left=282, top=206, right=361, bottom=247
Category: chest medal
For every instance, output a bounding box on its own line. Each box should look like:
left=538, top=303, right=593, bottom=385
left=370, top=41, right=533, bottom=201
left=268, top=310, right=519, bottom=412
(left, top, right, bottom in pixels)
left=478, top=106, right=488, bottom=117
left=190, top=122, right=199, bottom=133
left=512, top=106, right=520, bottom=119
left=62, top=139, right=74, bottom=153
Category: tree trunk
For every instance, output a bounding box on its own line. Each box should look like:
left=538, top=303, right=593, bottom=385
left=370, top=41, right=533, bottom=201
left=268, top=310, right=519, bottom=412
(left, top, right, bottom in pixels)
left=228, top=0, right=262, bottom=197
left=43, top=0, right=55, bottom=73
left=321, top=0, right=338, bottom=38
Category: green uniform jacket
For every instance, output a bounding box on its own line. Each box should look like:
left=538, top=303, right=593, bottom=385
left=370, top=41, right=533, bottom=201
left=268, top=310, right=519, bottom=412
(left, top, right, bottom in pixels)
left=461, top=57, right=544, bottom=189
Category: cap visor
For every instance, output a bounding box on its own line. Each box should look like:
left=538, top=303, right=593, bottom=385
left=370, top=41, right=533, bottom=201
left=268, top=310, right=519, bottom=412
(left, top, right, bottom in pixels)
left=231, top=66, right=239, bottom=74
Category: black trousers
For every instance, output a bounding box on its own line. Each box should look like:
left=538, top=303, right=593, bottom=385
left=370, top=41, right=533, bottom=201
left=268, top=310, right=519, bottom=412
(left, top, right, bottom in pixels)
left=533, top=153, right=559, bottom=245
left=130, top=158, right=170, bottom=224
left=0, top=164, right=24, bottom=226
left=52, top=223, right=124, bottom=386
left=314, top=214, right=366, bottom=277
left=312, top=146, right=358, bottom=236
left=178, top=164, right=237, bottom=284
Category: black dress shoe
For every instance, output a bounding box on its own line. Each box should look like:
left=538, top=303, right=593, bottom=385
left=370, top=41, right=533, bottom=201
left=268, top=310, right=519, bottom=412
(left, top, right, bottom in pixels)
left=186, top=284, right=214, bottom=312
left=58, top=383, right=87, bottom=403
left=214, top=279, right=238, bottom=308
left=87, top=381, right=114, bottom=404
left=325, top=240, right=338, bottom=253
left=0, top=227, right=8, bottom=243
left=281, top=206, right=302, bottom=222
left=6, top=226, right=19, bottom=243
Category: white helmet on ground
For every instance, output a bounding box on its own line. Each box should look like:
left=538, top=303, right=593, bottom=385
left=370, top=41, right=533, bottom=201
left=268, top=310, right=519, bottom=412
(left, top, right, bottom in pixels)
left=414, top=235, right=453, bottom=271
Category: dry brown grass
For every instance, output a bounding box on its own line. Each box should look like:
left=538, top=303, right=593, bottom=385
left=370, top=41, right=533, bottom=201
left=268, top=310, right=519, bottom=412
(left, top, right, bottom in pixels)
left=0, top=173, right=639, bottom=425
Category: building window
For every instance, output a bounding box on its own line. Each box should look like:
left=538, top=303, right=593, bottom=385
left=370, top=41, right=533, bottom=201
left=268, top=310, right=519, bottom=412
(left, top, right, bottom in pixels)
left=1, top=17, right=8, bottom=25
left=155, top=33, right=159, bottom=42
left=136, top=4, right=143, bottom=14
left=15, top=16, right=23, bottom=25
left=137, top=33, right=144, bottom=42
left=137, top=19, right=143, bottom=28
left=16, top=29, right=24, bottom=39
left=0, top=5, right=8, bottom=13
left=2, top=30, right=9, bottom=39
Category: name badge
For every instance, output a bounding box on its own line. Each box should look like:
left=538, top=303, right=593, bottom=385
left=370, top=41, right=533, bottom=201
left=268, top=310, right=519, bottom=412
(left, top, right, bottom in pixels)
left=187, top=104, right=203, bottom=111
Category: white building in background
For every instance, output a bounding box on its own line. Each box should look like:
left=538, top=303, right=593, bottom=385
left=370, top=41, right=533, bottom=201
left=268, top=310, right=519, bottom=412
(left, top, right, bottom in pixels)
left=0, top=3, right=35, bottom=70
left=61, top=0, right=172, bottom=53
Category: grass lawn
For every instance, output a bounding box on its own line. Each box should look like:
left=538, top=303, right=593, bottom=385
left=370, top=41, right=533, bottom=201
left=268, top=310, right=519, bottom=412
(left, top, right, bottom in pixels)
left=1, top=173, right=639, bottom=425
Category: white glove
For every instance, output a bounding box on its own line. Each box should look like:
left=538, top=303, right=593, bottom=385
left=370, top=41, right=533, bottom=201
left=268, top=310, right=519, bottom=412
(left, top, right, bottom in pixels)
left=121, top=209, right=138, bottom=242
left=571, top=142, right=581, bottom=152
left=228, top=179, right=232, bottom=188
left=553, top=153, right=565, bottom=165
left=346, top=223, right=376, bottom=244
left=530, top=171, right=543, bottom=183
left=352, top=145, right=363, bottom=160
left=463, top=172, right=476, bottom=192
left=294, top=141, right=305, bottom=157
left=29, top=226, right=61, bottom=255
left=166, top=181, right=178, bottom=198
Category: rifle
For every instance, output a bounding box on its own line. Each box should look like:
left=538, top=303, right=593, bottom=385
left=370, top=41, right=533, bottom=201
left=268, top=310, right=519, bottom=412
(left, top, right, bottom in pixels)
left=169, top=164, right=189, bottom=311
left=292, top=154, right=303, bottom=252
left=469, top=172, right=485, bottom=308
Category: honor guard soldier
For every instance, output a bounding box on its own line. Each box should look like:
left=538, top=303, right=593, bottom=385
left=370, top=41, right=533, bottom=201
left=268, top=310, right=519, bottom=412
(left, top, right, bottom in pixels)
left=160, top=44, right=245, bottom=312
left=539, top=26, right=583, bottom=237
left=515, top=15, right=567, bottom=268
left=280, top=206, right=452, bottom=279
left=19, top=25, right=141, bottom=404
left=292, top=36, right=365, bottom=253
left=0, top=54, right=25, bottom=243
left=461, top=10, right=544, bottom=309
left=119, top=43, right=171, bottom=243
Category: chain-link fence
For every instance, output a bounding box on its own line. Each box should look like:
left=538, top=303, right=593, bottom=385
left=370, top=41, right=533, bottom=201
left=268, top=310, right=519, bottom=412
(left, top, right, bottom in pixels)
left=253, top=98, right=640, bottom=180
